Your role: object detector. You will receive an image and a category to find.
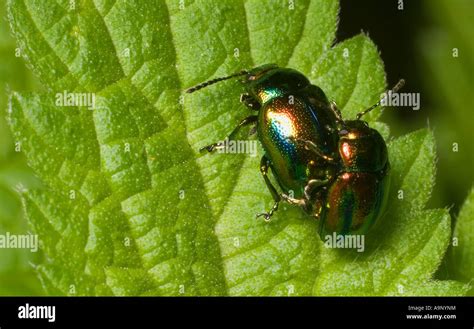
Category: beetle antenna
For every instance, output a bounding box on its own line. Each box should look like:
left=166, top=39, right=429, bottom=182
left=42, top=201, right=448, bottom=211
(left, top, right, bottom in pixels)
left=356, top=79, right=405, bottom=120
left=186, top=70, right=249, bottom=93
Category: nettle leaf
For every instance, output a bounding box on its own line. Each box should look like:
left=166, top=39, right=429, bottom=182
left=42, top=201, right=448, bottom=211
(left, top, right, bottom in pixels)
left=449, top=188, right=474, bottom=295
left=6, top=0, right=467, bottom=296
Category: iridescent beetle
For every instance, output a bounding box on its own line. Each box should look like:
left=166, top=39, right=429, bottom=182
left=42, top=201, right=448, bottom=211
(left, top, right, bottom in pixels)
left=186, top=64, right=404, bottom=238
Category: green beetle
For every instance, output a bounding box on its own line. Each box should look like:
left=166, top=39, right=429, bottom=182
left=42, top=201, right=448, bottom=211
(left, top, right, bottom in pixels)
left=282, top=79, right=404, bottom=238
left=186, top=64, right=404, bottom=239
left=187, top=64, right=341, bottom=219
left=284, top=120, right=391, bottom=237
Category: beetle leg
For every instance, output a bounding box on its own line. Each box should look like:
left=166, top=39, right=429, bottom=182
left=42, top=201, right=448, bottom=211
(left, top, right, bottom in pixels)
left=281, top=192, right=325, bottom=220
left=256, top=155, right=281, bottom=222
left=303, top=140, right=335, bottom=162
left=281, top=193, right=306, bottom=207
left=289, top=137, right=335, bottom=162
left=330, top=101, right=350, bottom=131
left=240, top=93, right=261, bottom=111
left=199, top=115, right=258, bottom=153
left=329, top=101, right=344, bottom=123
left=249, top=125, right=258, bottom=136
left=281, top=179, right=328, bottom=213
left=304, top=178, right=330, bottom=200
left=281, top=182, right=327, bottom=205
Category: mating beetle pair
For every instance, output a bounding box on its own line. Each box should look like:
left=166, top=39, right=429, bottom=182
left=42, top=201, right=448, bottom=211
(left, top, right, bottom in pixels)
left=187, top=64, right=404, bottom=238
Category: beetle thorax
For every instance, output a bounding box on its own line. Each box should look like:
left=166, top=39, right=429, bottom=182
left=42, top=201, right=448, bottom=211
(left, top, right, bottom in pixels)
left=245, top=68, right=310, bottom=105
left=338, top=120, right=388, bottom=173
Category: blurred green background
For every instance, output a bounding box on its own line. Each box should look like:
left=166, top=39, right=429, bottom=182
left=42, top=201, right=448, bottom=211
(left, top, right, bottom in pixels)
left=0, top=0, right=472, bottom=295
left=0, top=0, right=44, bottom=294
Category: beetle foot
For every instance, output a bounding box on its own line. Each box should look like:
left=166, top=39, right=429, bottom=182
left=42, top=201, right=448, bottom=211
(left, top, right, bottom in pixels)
left=256, top=212, right=272, bottom=221
left=199, top=142, right=223, bottom=153
left=256, top=202, right=279, bottom=222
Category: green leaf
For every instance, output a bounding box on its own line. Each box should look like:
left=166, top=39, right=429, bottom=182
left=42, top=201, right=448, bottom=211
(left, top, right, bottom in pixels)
left=449, top=188, right=474, bottom=295
left=6, top=0, right=467, bottom=296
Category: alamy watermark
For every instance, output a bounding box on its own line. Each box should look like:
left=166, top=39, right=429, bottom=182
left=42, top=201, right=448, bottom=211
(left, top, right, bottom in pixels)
left=324, top=232, right=365, bottom=252
left=216, top=138, right=258, bottom=157
left=380, top=90, right=420, bottom=111
left=0, top=232, right=38, bottom=252
left=18, top=303, right=55, bottom=323
left=55, top=90, right=96, bottom=110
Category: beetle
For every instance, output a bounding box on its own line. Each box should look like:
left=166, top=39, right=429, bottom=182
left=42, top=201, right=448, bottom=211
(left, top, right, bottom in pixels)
left=284, top=77, right=404, bottom=237
left=187, top=64, right=340, bottom=219
left=186, top=64, right=404, bottom=238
